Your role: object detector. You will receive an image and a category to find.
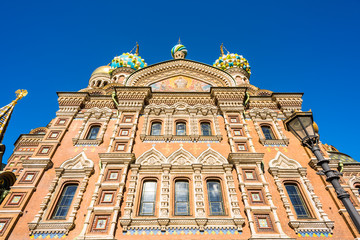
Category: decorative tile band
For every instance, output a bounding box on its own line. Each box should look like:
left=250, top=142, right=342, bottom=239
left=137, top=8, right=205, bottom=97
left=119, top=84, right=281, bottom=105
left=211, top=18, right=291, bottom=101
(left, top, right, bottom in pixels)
left=30, top=233, right=66, bottom=239
left=297, top=231, right=332, bottom=237
left=124, top=227, right=241, bottom=236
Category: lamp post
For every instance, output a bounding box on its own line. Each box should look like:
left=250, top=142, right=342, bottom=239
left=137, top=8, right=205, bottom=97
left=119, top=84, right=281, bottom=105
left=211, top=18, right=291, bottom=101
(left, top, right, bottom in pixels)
left=284, top=111, right=360, bottom=233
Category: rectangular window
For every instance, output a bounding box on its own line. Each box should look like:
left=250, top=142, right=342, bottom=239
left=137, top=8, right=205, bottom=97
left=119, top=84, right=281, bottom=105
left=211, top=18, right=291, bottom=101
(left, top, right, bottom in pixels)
left=285, top=184, right=311, bottom=219
left=51, top=184, right=77, bottom=220
left=91, top=215, right=110, bottom=232
left=175, top=181, right=190, bottom=215
left=100, top=191, right=116, bottom=204
left=106, top=170, right=121, bottom=181
left=207, top=180, right=225, bottom=215
left=115, top=143, right=126, bottom=152
left=19, top=171, right=38, bottom=183
left=139, top=181, right=157, bottom=216
left=47, top=131, right=61, bottom=140
left=243, top=169, right=257, bottom=181
left=254, top=214, right=273, bottom=231
left=122, top=116, right=133, bottom=123
left=5, top=193, right=26, bottom=207
left=249, top=190, right=264, bottom=204
left=56, top=119, right=67, bottom=125
left=229, top=116, right=239, bottom=123
left=38, top=146, right=52, bottom=155
left=119, top=129, right=130, bottom=136
left=233, top=129, right=243, bottom=136
left=0, top=218, right=11, bottom=236
left=236, top=143, right=247, bottom=151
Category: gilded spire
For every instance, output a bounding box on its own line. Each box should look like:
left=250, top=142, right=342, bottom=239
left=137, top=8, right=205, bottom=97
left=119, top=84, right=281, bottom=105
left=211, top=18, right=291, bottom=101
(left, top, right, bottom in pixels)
left=135, top=42, right=139, bottom=55
left=220, top=43, right=224, bottom=56
left=0, top=89, right=27, bottom=143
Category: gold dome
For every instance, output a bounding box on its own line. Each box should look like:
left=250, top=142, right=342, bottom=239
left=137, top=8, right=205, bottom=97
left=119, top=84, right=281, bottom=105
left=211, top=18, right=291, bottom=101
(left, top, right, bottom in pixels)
left=91, top=66, right=110, bottom=75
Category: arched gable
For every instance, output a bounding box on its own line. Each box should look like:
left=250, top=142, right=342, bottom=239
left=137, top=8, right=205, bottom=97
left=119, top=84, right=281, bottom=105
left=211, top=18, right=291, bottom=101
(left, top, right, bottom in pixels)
left=167, top=147, right=196, bottom=165
left=125, top=59, right=236, bottom=89
left=197, top=147, right=228, bottom=165
left=135, top=147, right=167, bottom=165
left=60, top=152, right=94, bottom=170
left=269, top=151, right=306, bottom=177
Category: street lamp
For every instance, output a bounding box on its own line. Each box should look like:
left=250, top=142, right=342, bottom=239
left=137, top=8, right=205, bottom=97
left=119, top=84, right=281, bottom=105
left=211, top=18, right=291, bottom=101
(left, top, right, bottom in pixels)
left=284, top=111, right=360, bottom=233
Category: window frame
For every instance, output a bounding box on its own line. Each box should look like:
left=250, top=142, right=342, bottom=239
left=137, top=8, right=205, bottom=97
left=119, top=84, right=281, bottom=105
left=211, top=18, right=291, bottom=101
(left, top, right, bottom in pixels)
left=150, top=121, right=162, bottom=136
left=50, top=183, right=78, bottom=220
left=175, top=121, right=187, bottom=136
left=206, top=179, right=225, bottom=216
left=138, top=180, right=158, bottom=216
left=174, top=180, right=190, bottom=216
left=260, top=124, right=276, bottom=140
left=200, top=121, right=212, bottom=136
left=233, top=128, right=243, bottom=136
left=235, top=142, right=248, bottom=152
left=284, top=182, right=312, bottom=219
left=86, top=125, right=101, bottom=140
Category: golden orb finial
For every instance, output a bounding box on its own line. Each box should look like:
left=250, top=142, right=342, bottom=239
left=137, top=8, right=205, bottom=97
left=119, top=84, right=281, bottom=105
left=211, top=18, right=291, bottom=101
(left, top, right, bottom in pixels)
left=313, top=121, right=319, bottom=133
left=13, top=89, right=28, bottom=104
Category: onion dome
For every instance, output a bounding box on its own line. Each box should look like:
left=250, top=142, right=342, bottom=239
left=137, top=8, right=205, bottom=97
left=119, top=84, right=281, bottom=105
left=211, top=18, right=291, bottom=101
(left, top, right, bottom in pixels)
left=91, top=66, right=111, bottom=76
left=171, top=44, right=187, bottom=59
left=213, top=53, right=251, bottom=75
left=110, top=53, right=147, bottom=71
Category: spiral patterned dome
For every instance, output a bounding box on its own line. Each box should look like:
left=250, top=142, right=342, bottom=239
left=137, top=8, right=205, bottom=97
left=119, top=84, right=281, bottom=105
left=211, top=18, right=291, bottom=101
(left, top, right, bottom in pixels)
left=171, top=44, right=187, bottom=59
left=110, top=53, right=147, bottom=71
left=213, top=53, right=251, bottom=74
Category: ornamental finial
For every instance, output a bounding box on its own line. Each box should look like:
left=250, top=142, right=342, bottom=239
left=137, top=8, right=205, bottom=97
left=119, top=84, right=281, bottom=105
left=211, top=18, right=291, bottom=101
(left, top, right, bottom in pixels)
left=14, top=89, right=28, bottom=104
left=220, top=43, right=224, bottom=56
left=135, top=42, right=139, bottom=55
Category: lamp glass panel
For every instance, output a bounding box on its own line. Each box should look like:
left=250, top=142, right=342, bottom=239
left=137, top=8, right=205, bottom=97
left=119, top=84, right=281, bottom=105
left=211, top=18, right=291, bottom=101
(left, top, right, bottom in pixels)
left=300, top=116, right=315, bottom=136
left=288, top=117, right=307, bottom=140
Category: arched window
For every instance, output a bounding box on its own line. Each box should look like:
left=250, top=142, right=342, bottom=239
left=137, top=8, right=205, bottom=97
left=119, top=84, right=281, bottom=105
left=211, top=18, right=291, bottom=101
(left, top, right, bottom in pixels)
left=150, top=122, right=162, bottom=136
left=355, top=184, right=360, bottom=195
left=86, top=125, right=100, bottom=140
left=139, top=181, right=157, bottom=216
left=261, top=125, right=275, bottom=140
left=176, top=122, right=186, bottom=136
left=175, top=180, right=189, bottom=215
left=200, top=122, right=212, bottom=136
left=207, top=180, right=225, bottom=215
left=285, top=183, right=311, bottom=219
left=51, top=184, right=78, bottom=220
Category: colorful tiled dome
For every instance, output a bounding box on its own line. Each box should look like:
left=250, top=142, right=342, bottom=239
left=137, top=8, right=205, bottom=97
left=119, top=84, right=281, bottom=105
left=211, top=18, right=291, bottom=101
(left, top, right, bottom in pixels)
left=213, top=53, right=251, bottom=74
left=171, top=44, right=187, bottom=59
left=110, top=53, right=147, bottom=71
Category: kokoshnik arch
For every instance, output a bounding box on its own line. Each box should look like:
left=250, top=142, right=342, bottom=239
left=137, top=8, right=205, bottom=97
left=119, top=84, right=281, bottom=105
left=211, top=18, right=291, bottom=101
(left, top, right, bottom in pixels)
left=0, top=42, right=359, bottom=240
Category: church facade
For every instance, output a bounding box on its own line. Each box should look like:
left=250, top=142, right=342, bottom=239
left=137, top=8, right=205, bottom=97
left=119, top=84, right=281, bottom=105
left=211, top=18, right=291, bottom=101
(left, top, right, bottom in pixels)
left=0, top=43, right=359, bottom=240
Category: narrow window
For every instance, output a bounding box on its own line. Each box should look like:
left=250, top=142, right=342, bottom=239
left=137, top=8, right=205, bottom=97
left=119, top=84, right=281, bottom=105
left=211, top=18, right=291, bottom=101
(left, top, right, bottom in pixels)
left=200, top=122, right=212, bottom=136
left=51, top=184, right=78, bottom=220
left=87, top=125, right=100, bottom=140
left=175, top=181, right=190, bottom=215
left=139, top=181, right=157, bottom=216
left=261, top=126, right=275, bottom=140
left=285, top=184, right=311, bottom=219
left=207, top=180, right=225, bottom=215
left=150, top=122, right=162, bottom=136
left=176, top=122, right=186, bottom=135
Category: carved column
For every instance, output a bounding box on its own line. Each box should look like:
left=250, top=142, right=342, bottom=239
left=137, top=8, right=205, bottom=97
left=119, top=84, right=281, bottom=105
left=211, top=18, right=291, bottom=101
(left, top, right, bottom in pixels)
left=223, top=164, right=244, bottom=230
left=192, top=164, right=207, bottom=230
left=140, top=108, right=150, bottom=140
left=120, top=164, right=139, bottom=230
left=158, top=164, right=171, bottom=230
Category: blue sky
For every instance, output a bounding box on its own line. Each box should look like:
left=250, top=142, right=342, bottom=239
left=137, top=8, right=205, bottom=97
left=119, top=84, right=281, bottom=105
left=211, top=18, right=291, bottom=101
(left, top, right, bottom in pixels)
left=1, top=0, right=359, bottom=162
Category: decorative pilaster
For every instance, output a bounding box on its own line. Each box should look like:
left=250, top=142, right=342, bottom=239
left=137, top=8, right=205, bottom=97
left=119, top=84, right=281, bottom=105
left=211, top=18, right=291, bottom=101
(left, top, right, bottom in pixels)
left=193, top=164, right=207, bottom=230
left=158, top=164, right=171, bottom=230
